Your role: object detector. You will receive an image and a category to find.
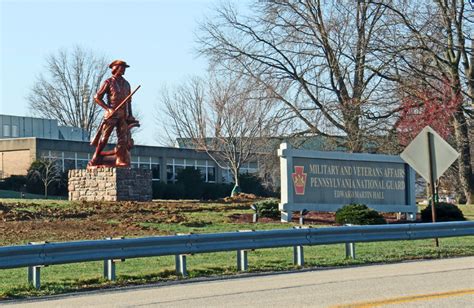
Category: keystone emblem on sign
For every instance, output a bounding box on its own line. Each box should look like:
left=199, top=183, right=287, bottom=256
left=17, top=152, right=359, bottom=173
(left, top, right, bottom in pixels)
left=292, top=166, right=307, bottom=195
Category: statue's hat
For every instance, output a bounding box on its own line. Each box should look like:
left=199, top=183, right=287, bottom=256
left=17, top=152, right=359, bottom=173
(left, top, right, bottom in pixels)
left=109, top=60, right=130, bottom=69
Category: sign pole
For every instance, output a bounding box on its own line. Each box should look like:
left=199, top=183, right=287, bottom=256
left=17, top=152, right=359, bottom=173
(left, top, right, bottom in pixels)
left=427, top=132, right=439, bottom=247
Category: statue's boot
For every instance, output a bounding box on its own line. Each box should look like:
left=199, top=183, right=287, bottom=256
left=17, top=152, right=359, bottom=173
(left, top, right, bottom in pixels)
left=88, top=153, right=101, bottom=166
left=115, top=158, right=128, bottom=167
left=115, top=146, right=130, bottom=167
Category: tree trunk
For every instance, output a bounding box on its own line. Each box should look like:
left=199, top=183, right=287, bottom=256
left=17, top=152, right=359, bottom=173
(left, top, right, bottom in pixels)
left=344, top=105, right=363, bottom=153
left=451, top=68, right=473, bottom=204
left=231, top=169, right=241, bottom=197
left=452, top=108, right=473, bottom=204
left=44, top=182, right=48, bottom=198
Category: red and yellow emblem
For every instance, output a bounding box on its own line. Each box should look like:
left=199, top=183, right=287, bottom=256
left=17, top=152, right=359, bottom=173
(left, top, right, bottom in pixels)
left=292, top=166, right=307, bottom=195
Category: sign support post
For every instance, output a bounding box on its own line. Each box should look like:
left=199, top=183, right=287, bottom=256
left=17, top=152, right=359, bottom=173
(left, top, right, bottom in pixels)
left=401, top=126, right=460, bottom=248
left=427, top=132, right=439, bottom=247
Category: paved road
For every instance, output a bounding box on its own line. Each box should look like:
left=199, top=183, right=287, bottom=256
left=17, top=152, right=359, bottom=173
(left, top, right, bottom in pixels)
left=3, top=257, right=473, bottom=307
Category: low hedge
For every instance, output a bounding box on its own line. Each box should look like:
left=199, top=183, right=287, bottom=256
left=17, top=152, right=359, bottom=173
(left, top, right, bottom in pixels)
left=335, top=204, right=386, bottom=225
left=420, top=202, right=466, bottom=222
left=152, top=181, right=233, bottom=200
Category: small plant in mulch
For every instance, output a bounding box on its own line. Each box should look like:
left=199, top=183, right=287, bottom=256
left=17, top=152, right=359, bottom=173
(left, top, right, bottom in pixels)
left=335, top=204, right=386, bottom=225
left=252, top=199, right=280, bottom=219
left=420, top=202, right=466, bottom=222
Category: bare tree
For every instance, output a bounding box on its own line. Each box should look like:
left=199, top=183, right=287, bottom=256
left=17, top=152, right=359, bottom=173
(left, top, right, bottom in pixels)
left=198, top=0, right=473, bottom=202
left=377, top=0, right=474, bottom=203
left=198, top=0, right=400, bottom=153
left=28, top=46, right=109, bottom=138
left=27, top=159, right=63, bottom=198
left=159, top=72, right=277, bottom=196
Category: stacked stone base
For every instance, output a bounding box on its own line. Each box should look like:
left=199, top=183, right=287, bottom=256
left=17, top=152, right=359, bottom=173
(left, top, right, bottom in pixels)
left=68, top=168, right=152, bottom=201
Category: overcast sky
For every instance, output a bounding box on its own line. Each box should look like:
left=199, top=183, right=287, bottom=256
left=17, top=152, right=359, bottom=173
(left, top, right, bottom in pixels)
left=0, top=0, right=251, bottom=145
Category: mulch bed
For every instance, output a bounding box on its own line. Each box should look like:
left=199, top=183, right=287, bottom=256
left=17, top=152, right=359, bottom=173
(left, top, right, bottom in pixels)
left=0, top=200, right=420, bottom=245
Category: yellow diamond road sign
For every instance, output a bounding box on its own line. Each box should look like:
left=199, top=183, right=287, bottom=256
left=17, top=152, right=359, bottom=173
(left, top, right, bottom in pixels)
left=400, top=126, right=459, bottom=182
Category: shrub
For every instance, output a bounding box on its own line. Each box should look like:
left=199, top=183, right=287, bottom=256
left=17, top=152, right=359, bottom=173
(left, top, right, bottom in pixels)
left=239, top=173, right=277, bottom=197
left=151, top=182, right=185, bottom=200
left=151, top=181, right=233, bottom=200
left=26, top=175, right=43, bottom=195
left=239, top=173, right=265, bottom=196
left=176, top=167, right=204, bottom=199
left=162, top=183, right=185, bottom=199
left=253, top=199, right=280, bottom=219
left=51, top=172, right=68, bottom=196
left=420, top=202, right=466, bottom=222
left=335, top=204, right=386, bottom=225
left=0, top=175, right=27, bottom=191
left=152, top=181, right=167, bottom=199
left=202, top=183, right=233, bottom=200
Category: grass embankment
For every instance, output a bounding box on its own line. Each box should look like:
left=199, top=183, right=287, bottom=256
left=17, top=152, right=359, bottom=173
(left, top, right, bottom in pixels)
left=0, top=199, right=473, bottom=299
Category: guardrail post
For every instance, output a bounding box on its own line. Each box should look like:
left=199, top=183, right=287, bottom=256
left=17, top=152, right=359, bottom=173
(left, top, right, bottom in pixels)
left=345, top=242, right=356, bottom=259
left=27, top=266, right=41, bottom=289
left=292, top=226, right=305, bottom=266
left=236, top=230, right=253, bottom=271
left=175, top=233, right=190, bottom=277
left=175, top=254, right=187, bottom=277
left=293, top=245, right=304, bottom=266
left=103, top=237, right=125, bottom=281
left=27, top=241, right=46, bottom=289
left=237, top=250, right=248, bottom=271
left=104, top=259, right=116, bottom=281
left=343, top=225, right=356, bottom=259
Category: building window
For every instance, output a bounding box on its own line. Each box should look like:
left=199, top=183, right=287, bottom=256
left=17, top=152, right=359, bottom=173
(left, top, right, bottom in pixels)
left=197, top=166, right=206, bottom=180
left=175, top=165, right=184, bottom=180
left=240, top=162, right=258, bottom=174
left=3, top=125, right=10, bottom=137
left=151, top=164, right=160, bottom=181
left=166, top=159, right=217, bottom=183
left=166, top=164, right=174, bottom=181
left=76, top=160, right=89, bottom=169
left=207, top=166, right=216, bottom=182
left=64, top=159, right=75, bottom=171
left=11, top=125, right=19, bottom=137
left=222, top=168, right=232, bottom=183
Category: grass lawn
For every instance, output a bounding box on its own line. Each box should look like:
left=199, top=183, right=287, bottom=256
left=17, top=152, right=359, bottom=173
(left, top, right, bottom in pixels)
left=458, top=204, right=474, bottom=220
left=0, top=200, right=473, bottom=299
left=0, top=190, right=66, bottom=200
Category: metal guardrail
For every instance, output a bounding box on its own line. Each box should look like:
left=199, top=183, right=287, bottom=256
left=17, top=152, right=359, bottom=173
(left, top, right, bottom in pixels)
left=1, top=221, right=473, bottom=288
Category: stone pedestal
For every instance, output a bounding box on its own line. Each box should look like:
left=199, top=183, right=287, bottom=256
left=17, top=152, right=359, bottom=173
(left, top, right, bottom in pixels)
left=68, top=168, right=152, bottom=202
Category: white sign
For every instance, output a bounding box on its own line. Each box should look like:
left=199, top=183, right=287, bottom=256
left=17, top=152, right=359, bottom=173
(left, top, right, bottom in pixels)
left=400, top=126, right=459, bottom=182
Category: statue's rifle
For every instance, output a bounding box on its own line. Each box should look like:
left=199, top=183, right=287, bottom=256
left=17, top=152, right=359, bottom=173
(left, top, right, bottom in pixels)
left=91, top=85, right=141, bottom=146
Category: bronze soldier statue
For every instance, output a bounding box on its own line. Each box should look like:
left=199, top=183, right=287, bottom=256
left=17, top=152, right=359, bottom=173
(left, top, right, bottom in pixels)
left=88, top=60, right=140, bottom=168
